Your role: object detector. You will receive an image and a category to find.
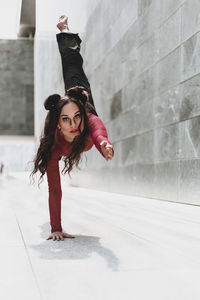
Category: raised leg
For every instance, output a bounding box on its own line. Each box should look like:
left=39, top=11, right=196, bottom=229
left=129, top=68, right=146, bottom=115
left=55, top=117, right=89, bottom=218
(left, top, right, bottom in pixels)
left=56, top=16, right=96, bottom=112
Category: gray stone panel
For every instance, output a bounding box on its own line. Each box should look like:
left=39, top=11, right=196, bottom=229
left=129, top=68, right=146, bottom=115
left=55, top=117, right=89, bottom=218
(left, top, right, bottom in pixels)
left=178, top=117, right=200, bottom=159
left=133, top=68, right=156, bottom=104
left=155, top=46, right=181, bottom=97
left=84, top=0, right=138, bottom=73
left=110, top=90, right=122, bottom=120
left=133, top=162, right=156, bottom=198
left=88, top=44, right=137, bottom=102
left=135, top=131, right=154, bottom=163
left=159, top=0, right=183, bottom=23
left=121, top=79, right=139, bottom=114
left=138, top=0, right=153, bottom=17
left=135, top=98, right=154, bottom=134
left=182, top=31, right=200, bottom=81
left=154, top=85, right=181, bottom=128
left=0, top=39, right=34, bottom=135
left=179, top=159, right=200, bottom=205
left=180, top=73, right=200, bottom=120
left=154, top=161, right=179, bottom=202
left=137, top=33, right=156, bottom=74
left=181, top=0, right=200, bottom=41
left=136, top=0, right=160, bottom=47
left=154, top=124, right=179, bottom=162
left=107, top=141, right=123, bottom=168
left=121, top=136, right=137, bottom=167
left=130, top=47, right=180, bottom=107
left=95, top=165, right=137, bottom=195
left=0, top=40, right=33, bottom=72
left=106, top=108, right=137, bottom=143
left=155, top=8, right=181, bottom=61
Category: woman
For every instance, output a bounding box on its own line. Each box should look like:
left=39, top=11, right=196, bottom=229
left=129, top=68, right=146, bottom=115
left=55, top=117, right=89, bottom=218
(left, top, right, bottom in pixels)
left=31, top=16, right=114, bottom=241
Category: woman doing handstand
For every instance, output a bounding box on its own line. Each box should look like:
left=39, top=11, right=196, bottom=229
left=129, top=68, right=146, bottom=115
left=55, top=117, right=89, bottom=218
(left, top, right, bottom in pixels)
left=31, top=15, right=114, bottom=241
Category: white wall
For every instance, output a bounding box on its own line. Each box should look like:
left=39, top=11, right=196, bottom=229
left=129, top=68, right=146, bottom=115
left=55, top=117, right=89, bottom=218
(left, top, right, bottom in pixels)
left=0, top=0, right=22, bottom=39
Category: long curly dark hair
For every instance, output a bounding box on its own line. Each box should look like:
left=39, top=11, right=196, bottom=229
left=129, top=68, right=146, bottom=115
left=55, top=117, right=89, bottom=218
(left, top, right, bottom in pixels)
left=30, top=86, right=97, bottom=186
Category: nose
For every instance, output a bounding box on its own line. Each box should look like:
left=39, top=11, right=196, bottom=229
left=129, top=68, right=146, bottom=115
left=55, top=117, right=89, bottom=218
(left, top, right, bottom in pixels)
left=70, top=118, right=77, bottom=128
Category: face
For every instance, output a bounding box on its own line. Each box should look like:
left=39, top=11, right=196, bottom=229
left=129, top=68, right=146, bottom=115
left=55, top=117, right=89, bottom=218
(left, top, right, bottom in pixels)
left=57, top=102, right=84, bottom=142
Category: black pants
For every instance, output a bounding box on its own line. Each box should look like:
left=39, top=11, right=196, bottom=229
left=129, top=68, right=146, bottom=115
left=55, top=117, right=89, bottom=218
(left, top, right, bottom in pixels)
left=56, top=32, right=97, bottom=115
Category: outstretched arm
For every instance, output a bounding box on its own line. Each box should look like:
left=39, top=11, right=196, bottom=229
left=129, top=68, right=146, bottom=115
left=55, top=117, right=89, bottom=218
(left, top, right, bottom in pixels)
left=45, top=150, right=75, bottom=241
left=88, top=114, right=114, bottom=160
left=46, top=152, right=63, bottom=234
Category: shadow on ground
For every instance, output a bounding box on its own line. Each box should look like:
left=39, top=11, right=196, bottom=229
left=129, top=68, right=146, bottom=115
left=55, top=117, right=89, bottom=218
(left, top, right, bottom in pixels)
left=30, top=223, right=120, bottom=272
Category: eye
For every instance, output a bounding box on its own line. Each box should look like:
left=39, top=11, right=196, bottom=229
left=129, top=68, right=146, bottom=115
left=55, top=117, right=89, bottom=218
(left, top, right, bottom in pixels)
left=75, top=114, right=81, bottom=119
left=62, top=117, right=69, bottom=121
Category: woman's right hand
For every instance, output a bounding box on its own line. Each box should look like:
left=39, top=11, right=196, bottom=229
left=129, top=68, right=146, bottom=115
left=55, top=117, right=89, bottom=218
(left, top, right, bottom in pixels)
left=100, top=141, right=114, bottom=161
left=46, top=231, right=75, bottom=241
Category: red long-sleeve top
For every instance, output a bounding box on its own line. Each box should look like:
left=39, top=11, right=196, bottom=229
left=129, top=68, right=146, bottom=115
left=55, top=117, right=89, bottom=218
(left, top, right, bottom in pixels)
left=46, top=113, right=113, bottom=233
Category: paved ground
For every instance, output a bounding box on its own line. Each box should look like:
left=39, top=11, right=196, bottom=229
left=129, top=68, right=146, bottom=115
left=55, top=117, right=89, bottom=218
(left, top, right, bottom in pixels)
left=0, top=172, right=200, bottom=300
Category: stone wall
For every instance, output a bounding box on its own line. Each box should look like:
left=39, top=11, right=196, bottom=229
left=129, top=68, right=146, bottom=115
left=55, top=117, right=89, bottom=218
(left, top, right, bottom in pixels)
left=0, top=39, right=34, bottom=135
left=71, top=0, right=200, bottom=205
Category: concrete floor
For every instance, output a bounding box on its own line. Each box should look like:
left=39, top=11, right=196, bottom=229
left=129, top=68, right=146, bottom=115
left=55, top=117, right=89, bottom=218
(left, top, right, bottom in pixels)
left=0, top=172, right=200, bottom=300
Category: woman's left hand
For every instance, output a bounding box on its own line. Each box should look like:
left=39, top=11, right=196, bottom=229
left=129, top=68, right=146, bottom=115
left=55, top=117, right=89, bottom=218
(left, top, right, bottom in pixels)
left=100, top=141, right=114, bottom=161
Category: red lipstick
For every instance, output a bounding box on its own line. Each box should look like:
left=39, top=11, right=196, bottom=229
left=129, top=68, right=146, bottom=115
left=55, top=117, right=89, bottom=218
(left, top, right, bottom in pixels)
left=70, top=129, right=79, bottom=133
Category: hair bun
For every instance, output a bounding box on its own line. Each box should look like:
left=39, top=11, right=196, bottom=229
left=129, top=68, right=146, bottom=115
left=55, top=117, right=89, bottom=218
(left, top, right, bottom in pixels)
left=44, top=94, right=61, bottom=111
left=67, top=86, right=88, bottom=105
